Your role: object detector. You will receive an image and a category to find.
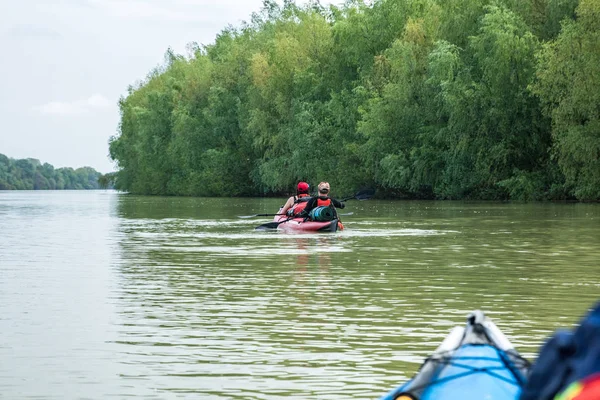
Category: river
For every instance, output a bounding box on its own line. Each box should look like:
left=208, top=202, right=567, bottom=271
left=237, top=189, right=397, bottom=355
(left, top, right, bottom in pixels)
left=0, top=190, right=598, bottom=399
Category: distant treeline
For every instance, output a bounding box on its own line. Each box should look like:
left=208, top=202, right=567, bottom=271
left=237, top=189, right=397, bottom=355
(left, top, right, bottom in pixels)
left=0, top=153, right=110, bottom=190
left=109, top=0, right=599, bottom=201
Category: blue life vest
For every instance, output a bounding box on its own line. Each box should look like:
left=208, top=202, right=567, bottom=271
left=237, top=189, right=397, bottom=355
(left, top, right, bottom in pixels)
left=520, top=301, right=600, bottom=400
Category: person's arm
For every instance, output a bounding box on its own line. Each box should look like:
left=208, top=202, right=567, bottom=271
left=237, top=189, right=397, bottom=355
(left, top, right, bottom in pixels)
left=301, top=197, right=316, bottom=216
left=331, top=198, right=345, bottom=209
left=280, top=196, right=295, bottom=215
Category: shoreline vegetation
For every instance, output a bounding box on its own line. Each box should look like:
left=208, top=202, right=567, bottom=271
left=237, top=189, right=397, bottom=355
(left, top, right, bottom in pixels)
left=0, top=153, right=113, bottom=190
left=55, top=1, right=600, bottom=200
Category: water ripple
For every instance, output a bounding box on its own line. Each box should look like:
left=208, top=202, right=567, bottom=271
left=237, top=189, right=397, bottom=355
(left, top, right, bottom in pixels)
left=1, top=193, right=599, bottom=399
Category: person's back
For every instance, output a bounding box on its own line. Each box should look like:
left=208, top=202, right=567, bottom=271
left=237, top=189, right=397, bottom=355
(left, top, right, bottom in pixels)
left=302, top=182, right=345, bottom=219
left=280, top=182, right=311, bottom=217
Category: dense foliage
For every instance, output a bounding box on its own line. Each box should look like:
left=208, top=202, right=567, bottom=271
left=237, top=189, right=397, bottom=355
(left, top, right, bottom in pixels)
left=0, top=153, right=105, bottom=190
left=109, top=0, right=598, bottom=201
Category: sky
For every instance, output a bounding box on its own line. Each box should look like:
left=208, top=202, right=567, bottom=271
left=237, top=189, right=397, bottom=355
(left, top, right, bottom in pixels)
left=0, top=0, right=337, bottom=173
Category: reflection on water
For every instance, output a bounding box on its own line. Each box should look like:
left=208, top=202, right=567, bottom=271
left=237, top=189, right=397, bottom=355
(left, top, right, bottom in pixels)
left=0, top=191, right=599, bottom=399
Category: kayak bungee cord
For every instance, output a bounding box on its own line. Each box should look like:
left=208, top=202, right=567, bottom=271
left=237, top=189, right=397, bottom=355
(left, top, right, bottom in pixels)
left=392, top=348, right=530, bottom=399
left=381, top=311, right=530, bottom=400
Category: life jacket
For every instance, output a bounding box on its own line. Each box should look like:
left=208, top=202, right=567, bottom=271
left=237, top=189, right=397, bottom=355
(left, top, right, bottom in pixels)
left=316, top=196, right=332, bottom=207
left=555, top=373, right=600, bottom=400
left=307, top=196, right=336, bottom=221
left=520, top=301, right=600, bottom=400
left=287, top=194, right=310, bottom=217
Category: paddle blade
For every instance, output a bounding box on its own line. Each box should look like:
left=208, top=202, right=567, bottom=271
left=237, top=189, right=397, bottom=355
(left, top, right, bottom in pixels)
left=341, top=188, right=376, bottom=201
left=355, top=188, right=375, bottom=200
left=255, top=222, right=282, bottom=230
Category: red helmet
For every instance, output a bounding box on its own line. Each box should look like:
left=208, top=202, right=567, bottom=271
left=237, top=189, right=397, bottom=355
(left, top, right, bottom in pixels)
left=297, top=182, right=309, bottom=193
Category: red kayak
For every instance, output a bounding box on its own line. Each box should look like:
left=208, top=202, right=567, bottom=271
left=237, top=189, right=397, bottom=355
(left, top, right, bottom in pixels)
left=252, top=189, right=375, bottom=231
left=273, top=214, right=342, bottom=232
left=273, top=210, right=343, bottom=233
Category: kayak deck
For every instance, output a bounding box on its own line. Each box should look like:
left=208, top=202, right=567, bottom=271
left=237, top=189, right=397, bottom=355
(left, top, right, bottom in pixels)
left=274, top=214, right=340, bottom=232
left=380, top=311, right=530, bottom=400
left=272, top=208, right=342, bottom=232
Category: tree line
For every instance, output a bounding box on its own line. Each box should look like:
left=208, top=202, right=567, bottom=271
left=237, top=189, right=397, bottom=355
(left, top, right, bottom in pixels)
left=109, top=0, right=599, bottom=201
left=0, top=153, right=109, bottom=190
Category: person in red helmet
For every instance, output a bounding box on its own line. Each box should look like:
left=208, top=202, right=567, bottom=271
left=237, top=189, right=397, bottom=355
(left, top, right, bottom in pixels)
left=280, top=182, right=311, bottom=217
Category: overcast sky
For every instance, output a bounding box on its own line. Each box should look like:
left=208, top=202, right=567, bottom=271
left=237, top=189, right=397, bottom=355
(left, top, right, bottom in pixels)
left=0, top=0, right=337, bottom=173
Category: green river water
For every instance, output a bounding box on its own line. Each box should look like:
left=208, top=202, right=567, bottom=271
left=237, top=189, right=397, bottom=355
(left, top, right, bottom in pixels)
left=0, top=191, right=598, bottom=399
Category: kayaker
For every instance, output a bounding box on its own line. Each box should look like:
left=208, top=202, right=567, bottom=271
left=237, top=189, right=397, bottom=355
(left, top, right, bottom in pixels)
left=280, top=181, right=311, bottom=217
left=519, top=301, right=600, bottom=400
left=301, top=182, right=345, bottom=218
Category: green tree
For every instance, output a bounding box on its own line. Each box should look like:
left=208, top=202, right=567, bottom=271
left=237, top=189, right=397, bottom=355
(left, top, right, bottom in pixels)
left=0, top=153, right=103, bottom=190
left=106, top=0, right=595, bottom=201
left=531, top=0, right=600, bottom=200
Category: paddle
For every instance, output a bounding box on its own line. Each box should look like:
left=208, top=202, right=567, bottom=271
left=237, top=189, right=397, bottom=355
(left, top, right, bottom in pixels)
left=238, top=213, right=287, bottom=219
left=244, top=189, right=374, bottom=220
left=243, top=211, right=354, bottom=219
left=340, top=188, right=376, bottom=202
left=254, top=188, right=374, bottom=230
left=255, top=220, right=289, bottom=230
